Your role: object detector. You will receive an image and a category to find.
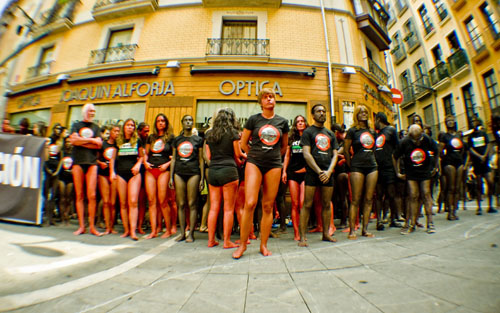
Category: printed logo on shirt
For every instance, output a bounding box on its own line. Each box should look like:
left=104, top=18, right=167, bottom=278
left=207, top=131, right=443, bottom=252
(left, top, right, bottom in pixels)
left=258, top=125, right=280, bottom=146
left=103, top=147, right=115, bottom=161
left=315, top=134, right=331, bottom=152
left=360, top=132, right=375, bottom=149
left=291, top=140, right=302, bottom=154
left=410, top=148, right=426, bottom=165
left=48, top=144, right=60, bottom=157
left=62, top=156, right=73, bottom=170
left=151, top=139, right=165, bottom=153
left=472, top=136, right=486, bottom=148
left=178, top=141, right=194, bottom=158
left=376, top=134, right=386, bottom=149
left=79, top=127, right=94, bottom=138
left=118, top=142, right=138, bottom=156
left=450, top=138, right=463, bottom=150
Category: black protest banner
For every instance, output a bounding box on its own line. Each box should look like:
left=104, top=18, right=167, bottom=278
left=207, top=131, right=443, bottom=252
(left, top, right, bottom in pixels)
left=0, top=133, right=45, bottom=225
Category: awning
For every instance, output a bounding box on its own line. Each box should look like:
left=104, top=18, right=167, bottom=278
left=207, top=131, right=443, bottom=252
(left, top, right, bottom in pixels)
left=190, top=65, right=316, bottom=77
left=67, top=66, right=160, bottom=83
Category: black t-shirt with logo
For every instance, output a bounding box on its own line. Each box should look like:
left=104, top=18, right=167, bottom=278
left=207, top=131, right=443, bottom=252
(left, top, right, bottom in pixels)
left=46, top=137, right=62, bottom=171
left=207, top=130, right=240, bottom=168
left=147, top=135, right=173, bottom=167
left=173, top=134, right=203, bottom=175
left=395, top=134, right=437, bottom=179
left=99, top=141, right=117, bottom=172
left=59, top=151, right=73, bottom=181
left=346, top=127, right=377, bottom=168
left=375, top=126, right=399, bottom=170
left=439, top=132, right=465, bottom=165
left=116, top=139, right=141, bottom=173
left=245, top=113, right=290, bottom=168
left=70, top=121, right=101, bottom=165
left=468, top=129, right=489, bottom=164
left=288, top=137, right=306, bottom=172
left=301, top=125, right=339, bottom=172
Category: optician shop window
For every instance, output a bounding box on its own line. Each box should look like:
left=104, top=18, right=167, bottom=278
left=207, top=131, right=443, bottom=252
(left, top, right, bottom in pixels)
left=68, top=102, right=145, bottom=129
left=10, top=109, right=51, bottom=131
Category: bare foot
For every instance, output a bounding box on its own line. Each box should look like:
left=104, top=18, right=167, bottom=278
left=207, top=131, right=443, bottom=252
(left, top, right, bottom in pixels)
left=347, top=233, right=357, bottom=240
left=186, top=235, right=195, bottom=243
left=232, top=245, right=247, bottom=259
left=156, top=227, right=163, bottom=234
left=130, top=233, right=139, bottom=241
left=322, top=234, right=337, bottom=242
left=223, top=241, right=239, bottom=249
left=170, top=226, right=177, bottom=234
left=341, top=227, right=351, bottom=233
left=308, top=226, right=322, bottom=233
left=73, top=227, right=86, bottom=235
left=208, top=240, right=219, bottom=247
left=260, top=245, right=272, bottom=256
left=249, top=233, right=257, bottom=240
left=110, top=229, right=118, bottom=234
left=146, top=232, right=158, bottom=239
left=161, top=231, right=172, bottom=239
left=293, top=235, right=300, bottom=241
left=175, top=234, right=186, bottom=242
left=120, top=232, right=129, bottom=238
left=103, top=230, right=110, bottom=235
left=89, top=228, right=102, bottom=237
left=235, top=239, right=251, bottom=245
left=137, top=228, right=146, bottom=235
left=298, top=240, right=309, bottom=247
left=329, top=226, right=336, bottom=236
left=362, top=232, right=375, bottom=238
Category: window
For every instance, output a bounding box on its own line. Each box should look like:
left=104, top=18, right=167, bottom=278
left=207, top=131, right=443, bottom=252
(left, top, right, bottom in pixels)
left=400, top=70, right=411, bottom=90
left=418, top=5, right=434, bottom=35
left=104, top=28, right=133, bottom=63
left=443, top=94, right=455, bottom=116
left=68, top=102, right=146, bottom=128
left=220, top=20, right=258, bottom=55
left=447, top=31, right=461, bottom=52
left=465, top=16, right=485, bottom=52
left=483, top=70, right=500, bottom=109
left=414, top=59, right=427, bottom=79
left=342, top=101, right=355, bottom=129
left=462, top=83, right=478, bottom=129
left=432, top=0, right=448, bottom=21
left=431, top=44, right=443, bottom=65
left=33, top=45, right=54, bottom=77
left=424, top=104, right=436, bottom=138
left=395, top=0, right=407, bottom=14
left=480, top=2, right=500, bottom=40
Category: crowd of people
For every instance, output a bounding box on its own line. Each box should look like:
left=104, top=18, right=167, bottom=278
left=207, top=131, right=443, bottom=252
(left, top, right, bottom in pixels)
left=2, top=88, right=499, bottom=259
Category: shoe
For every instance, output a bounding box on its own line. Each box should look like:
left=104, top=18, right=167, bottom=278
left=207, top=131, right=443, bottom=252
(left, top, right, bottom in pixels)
left=488, top=208, right=498, bottom=213
left=476, top=209, right=482, bottom=216
left=376, top=222, right=385, bottom=231
left=416, top=222, right=424, bottom=228
left=401, top=225, right=415, bottom=235
left=389, top=221, right=402, bottom=228
left=426, top=223, right=436, bottom=234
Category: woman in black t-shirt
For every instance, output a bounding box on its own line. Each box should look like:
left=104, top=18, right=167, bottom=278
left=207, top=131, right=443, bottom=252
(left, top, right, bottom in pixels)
left=343, top=105, right=378, bottom=240
left=112, top=118, right=144, bottom=240
left=204, top=108, right=247, bottom=248
left=282, top=115, right=308, bottom=241
left=439, top=115, right=466, bottom=221
left=144, top=113, right=175, bottom=239
left=97, top=125, right=119, bottom=235
left=233, top=88, right=289, bottom=259
left=59, top=136, right=74, bottom=225
left=169, top=115, right=204, bottom=243
left=43, top=123, right=64, bottom=225
left=69, top=103, right=103, bottom=236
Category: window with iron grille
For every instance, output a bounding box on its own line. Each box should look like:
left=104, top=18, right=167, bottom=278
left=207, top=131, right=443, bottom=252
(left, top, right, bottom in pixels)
left=461, top=83, right=478, bottom=129
left=480, top=2, right=500, bottom=40
left=483, top=69, right=500, bottom=109
left=443, top=94, right=455, bottom=116
left=465, top=16, right=485, bottom=52
left=418, top=5, right=434, bottom=35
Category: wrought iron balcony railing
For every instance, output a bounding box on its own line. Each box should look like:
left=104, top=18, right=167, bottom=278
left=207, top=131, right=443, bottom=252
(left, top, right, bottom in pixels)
left=401, top=85, right=415, bottom=106
left=487, top=21, right=500, bottom=41
left=469, top=34, right=487, bottom=53
left=404, top=31, right=420, bottom=51
left=395, top=0, right=408, bottom=14
left=447, top=49, right=469, bottom=74
left=27, top=61, right=53, bottom=79
left=423, top=22, right=435, bottom=36
left=391, top=45, right=406, bottom=63
left=436, top=4, right=448, bottom=22
left=94, top=0, right=139, bottom=10
left=206, top=38, right=270, bottom=56
left=39, top=0, right=78, bottom=26
left=413, top=74, right=431, bottom=95
left=429, top=62, right=450, bottom=85
left=89, top=44, right=138, bottom=65
left=368, top=58, right=388, bottom=84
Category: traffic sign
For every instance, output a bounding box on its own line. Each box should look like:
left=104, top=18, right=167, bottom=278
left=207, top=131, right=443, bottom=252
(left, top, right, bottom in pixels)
left=391, top=88, right=403, bottom=104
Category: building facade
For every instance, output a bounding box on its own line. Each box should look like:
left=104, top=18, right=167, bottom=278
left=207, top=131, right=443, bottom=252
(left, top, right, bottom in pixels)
left=0, top=0, right=394, bottom=134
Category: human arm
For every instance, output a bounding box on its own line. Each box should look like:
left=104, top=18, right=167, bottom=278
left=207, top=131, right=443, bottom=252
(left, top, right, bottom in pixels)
left=240, top=129, right=251, bottom=154
left=199, top=147, right=205, bottom=192
left=282, top=146, right=291, bottom=184
left=169, top=147, right=176, bottom=189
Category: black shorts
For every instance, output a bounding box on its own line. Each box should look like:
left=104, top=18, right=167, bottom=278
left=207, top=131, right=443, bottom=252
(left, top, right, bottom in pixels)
left=74, top=164, right=96, bottom=175
left=473, top=162, right=491, bottom=176
left=59, top=172, right=73, bottom=184
left=351, top=166, right=378, bottom=176
left=175, top=173, right=199, bottom=183
left=406, top=172, right=431, bottom=182
left=117, top=170, right=138, bottom=183
left=208, top=167, right=238, bottom=187
left=378, top=168, right=397, bottom=185
left=98, top=167, right=109, bottom=177
left=442, top=159, right=463, bottom=169
left=288, top=171, right=305, bottom=184
left=305, top=170, right=334, bottom=187
left=247, top=160, right=281, bottom=176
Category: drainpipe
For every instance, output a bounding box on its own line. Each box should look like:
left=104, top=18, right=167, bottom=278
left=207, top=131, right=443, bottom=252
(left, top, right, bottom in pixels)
left=319, top=0, right=335, bottom=124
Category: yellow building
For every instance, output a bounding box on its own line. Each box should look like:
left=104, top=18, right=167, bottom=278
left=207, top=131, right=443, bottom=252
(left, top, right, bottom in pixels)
left=386, top=0, right=488, bottom=134
left=0, top=0, right=394, bottom=134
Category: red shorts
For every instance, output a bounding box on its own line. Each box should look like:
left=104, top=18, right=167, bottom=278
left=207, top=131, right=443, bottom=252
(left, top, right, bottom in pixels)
left=148, top=168, right=162, bottom=180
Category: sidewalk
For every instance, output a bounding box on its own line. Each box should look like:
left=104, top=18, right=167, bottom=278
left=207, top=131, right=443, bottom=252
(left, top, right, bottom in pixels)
left=0, top=203, right=499, bottom=313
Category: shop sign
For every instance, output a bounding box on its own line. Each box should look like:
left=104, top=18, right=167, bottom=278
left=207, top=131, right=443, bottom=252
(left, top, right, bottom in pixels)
left=18, top=94, right=41, bottom=109
left=219, top=80, right=283, bottom=97
left=363, top=83, right=392, bottom=110
left=60, top=80, right=175, bottom=102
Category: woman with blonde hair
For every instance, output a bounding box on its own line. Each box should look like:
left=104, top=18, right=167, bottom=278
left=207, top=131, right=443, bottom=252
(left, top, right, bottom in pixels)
left=343, top=105, right=378, bottom=239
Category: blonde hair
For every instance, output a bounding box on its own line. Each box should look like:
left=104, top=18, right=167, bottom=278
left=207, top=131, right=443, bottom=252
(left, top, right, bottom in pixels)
left=351, top=105, right=372, bottom=129
left=257, top=88, right=276, bottom=105
left=117, top=118, right=138, bottom=147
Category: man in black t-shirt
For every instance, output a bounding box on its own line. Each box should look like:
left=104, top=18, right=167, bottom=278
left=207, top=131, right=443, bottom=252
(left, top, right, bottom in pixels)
left=394, top=124, right=438, bottom=234
left=298, top=104, right=338, bottom=246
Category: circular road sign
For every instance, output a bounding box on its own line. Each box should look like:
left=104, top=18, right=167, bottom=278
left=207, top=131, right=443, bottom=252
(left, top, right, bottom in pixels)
left=391, top=88, right=404, bottom=104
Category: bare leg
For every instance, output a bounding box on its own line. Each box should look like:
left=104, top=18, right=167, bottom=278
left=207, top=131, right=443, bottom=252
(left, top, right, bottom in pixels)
left=72, top=165, right=86, bottom=235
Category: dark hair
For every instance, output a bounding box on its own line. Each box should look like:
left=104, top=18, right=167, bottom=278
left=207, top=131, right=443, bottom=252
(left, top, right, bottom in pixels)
left=137, top=122, right=149, bottom=131
left=376, top=112, right=388, bottom=125
left=331, top=123, right=344, bottom=133
left=151, top=113, right=174, bottom=143
left=492, top=114, right=500, bottom=132
left=411, top=114, right=423, bottom=126
left=289, top=115, right=309, bottom=143
left=445, top=114, right=457, bottom=131
left=206, top=108, right=240, bottom=144
left=33, top=121, right=47, bottom=137
left=311, top=103, right=325, bottom=114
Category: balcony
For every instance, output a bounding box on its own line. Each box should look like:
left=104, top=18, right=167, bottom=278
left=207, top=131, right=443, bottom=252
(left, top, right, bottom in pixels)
left=404, top=32, right=420, bottom=53
left=487, top=22, right=500, bottom=50
left=413, top=75, right=432, bottom=100
left=467, top=36, right=490, bottom=64
left=368, top=58, right=388, bottom=84
left=429, top=62, right=451, bottom=90
left=400, top=86, right=416, bottom=108
left=206, top=38, right=270, bottom=56
left=395, top=0, right=408, bottom=16
left=354, top=0, right=391, bottom=50
left=447, top=49, right=469, bottom=77
left=89, top=44, right=138, bottom=65
left=26, top=61, right=54, bottom=79
left=391, top=45, right=406, bottom=64
left=423, top=22, right=435, bottom=37
left=436, top=4, right=448, bottom=22
left=202, top=0, right=281, bottom=7
left=30, top=0, right=78, bottom=36
left=92, top=0, right=158, bottom=21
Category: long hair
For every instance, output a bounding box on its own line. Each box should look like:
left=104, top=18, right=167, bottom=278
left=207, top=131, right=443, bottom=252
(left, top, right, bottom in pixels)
left=445, top=114, right=457, bottom=131
left=351, top=105, right=372, bottom=129
left=411, top=114, right=423, bottom=127
left=151, top=113, right=174, bottom=143
left=257, top=88, right=276, bottom=106
left=289, top=115, right=309, bottom=143
left=117, top=118, right=138, bottom=147
left=205, top=108, right=240, bottom=144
